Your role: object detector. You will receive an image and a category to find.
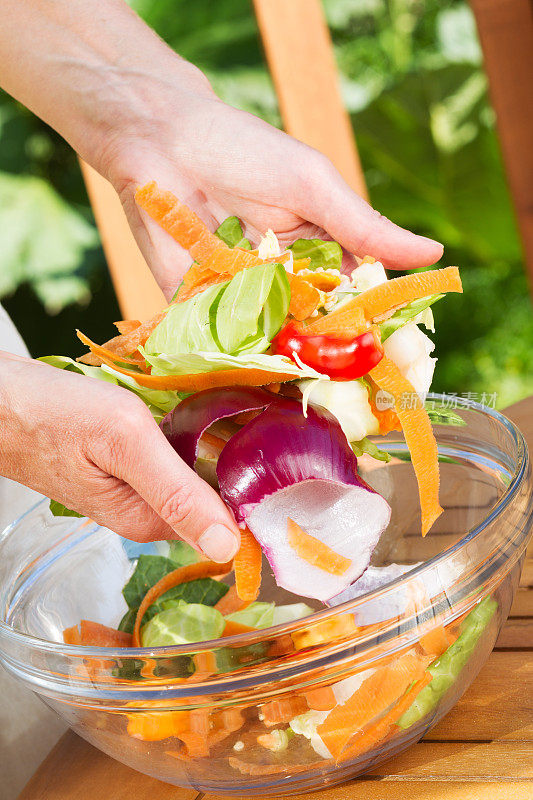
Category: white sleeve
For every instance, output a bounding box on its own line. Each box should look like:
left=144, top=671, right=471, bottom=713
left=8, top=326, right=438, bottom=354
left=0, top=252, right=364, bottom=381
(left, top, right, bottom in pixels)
left=0, top=303, right=30, bottom=357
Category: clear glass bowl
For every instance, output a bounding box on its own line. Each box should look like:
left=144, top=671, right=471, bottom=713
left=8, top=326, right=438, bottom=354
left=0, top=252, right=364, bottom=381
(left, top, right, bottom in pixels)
left=1, top=396, right=532, bottom=796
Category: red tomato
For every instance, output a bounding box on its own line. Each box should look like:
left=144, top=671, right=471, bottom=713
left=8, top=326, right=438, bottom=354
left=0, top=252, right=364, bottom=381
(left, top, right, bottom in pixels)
left=272, top=323, right=383, bottom=380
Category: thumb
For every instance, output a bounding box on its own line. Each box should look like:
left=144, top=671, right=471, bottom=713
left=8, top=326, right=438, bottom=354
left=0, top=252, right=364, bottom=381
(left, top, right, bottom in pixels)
left=113, top=412, right=241, bottom=563
left=300, top=157, right=443, bottom=270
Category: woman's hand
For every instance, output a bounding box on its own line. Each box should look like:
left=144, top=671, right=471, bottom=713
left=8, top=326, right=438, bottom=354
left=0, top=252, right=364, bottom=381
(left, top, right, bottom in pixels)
left=0, top=0, right=442, bottom=302
left=105, top=91, right=444, bottom=300
left=0, top=353, right=240, bottom=560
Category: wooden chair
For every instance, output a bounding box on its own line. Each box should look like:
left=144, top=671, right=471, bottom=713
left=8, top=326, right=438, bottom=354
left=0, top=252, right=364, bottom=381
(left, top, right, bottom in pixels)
left=80, top=0, right=533, bottom=321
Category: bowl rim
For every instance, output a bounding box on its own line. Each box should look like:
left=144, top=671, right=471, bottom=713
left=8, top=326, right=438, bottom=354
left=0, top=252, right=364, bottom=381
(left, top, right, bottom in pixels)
left=0, top=393, right=530, bottom=668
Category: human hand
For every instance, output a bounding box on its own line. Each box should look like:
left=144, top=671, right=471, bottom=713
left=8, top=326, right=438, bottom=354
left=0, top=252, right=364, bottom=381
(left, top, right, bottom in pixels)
left=0, top=0, right=442, bottom=301
left=100, top=76, right=444, bottom=299
left=0, top=353, right=240, bottom=558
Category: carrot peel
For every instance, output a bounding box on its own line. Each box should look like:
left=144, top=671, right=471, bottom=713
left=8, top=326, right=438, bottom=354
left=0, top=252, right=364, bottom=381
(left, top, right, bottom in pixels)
left=287, top=518, right=352, bottom=576
left=234, top=527, right=262, bottom=602
left=132, top=560, right=233, bottom=646
left=370, top=356, right=443, bottom=534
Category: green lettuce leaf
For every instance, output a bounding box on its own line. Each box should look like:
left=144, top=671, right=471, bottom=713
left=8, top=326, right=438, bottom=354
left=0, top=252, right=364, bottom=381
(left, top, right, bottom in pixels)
left=351, top=437, right=392, bottom=463
left=168, top=540, right=200, bottom=567
left=120, top=554, right=228, bottom=632
left=425, top=404, right=467, bottom=427
left=289, top=238, right=342, bottom=271
left=380, top=294, right=444, bottom=341
left=215, top=262, right=289, bottom=353
left=146, top=262, right=290, bottom=358
left=49, top=499, right=83, bottom=518
left=142, top=601, right=225, bottom=647
left=215, top=216, right=251, bottom=249
left=272, top=603, right=314, bottom=625
left=145, top=282, right=227, bottom=355
left=225, top=602, right=313, bottom=630
left=140, top=347, right=326, bottom=380
left=225, top=602, right=275, bottom=629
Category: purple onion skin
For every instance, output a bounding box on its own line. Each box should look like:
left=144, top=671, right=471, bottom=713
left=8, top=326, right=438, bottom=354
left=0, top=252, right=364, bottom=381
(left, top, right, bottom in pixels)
left=216, top=400, right=369, bottom=522
left=160, top=386, right=277, bottom=468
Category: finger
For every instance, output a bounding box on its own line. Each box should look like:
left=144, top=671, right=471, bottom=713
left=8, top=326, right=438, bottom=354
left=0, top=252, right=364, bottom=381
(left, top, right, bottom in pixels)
left=78, top=475, right=175, bottom=542
left=298, top=158, right=443, bottom=269
left=100, top=403, right=241, bottom=562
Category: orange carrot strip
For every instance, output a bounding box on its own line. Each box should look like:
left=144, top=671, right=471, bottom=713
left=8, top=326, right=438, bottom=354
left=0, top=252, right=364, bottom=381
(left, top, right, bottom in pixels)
left=261, top=695, right=308, bottom=726
left=214, top=585, right=249, bottom=616
left=135, top=182, right=262, bottom=276
left=305, top=306, right=367, bottom=337
left=287, top=273, right=321, bottom=320
left=340, top=671, right=433, bottom=762
left=63, top=624, right=82, bottom=645
left=305, top=686, right=337, bottom=711
left=367, top=377, right=402, bottom=434
left=319, top=267, right=462, bottom=329
left=77, top=311, right=168, bottom=366
left=182, top=261, right=217, bottom=288
left=317, top=651, right=430, bottom=759
left=370, top=355, right=442, bottom=534
left=419, top=625, right=456, bottom=658
left=178, top=731, right=210, bottom=758
left=132, top=561, right=233, bottom=646
left=222, top=619, right=257, bottom=637
left=77, top=330, right=297, bottom=392
left=292, top=257, right=312, bottom=273
left=234, top=527, right=262, bottom=603
left=176, top=273, right=230, bottom=302
left=298, top=272, right=341, bottom=292
left=114, top=319, right=142, bottom=335
left=287, top=518, right=351, bottom=576
left=63, top=620, right=132, bottom=647
left=76, top=335, right=148, bottom=368
left=192, top=650, right=218, bottom=679
left=127, top=708, right=189, bottom=742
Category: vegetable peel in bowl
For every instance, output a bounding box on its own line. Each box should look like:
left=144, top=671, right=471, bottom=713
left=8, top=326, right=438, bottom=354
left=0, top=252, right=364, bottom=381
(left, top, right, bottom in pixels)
left=45, top=181, right=463, bottom=605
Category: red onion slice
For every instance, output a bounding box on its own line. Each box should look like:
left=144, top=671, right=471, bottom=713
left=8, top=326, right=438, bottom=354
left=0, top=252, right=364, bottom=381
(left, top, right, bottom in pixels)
left=160, top=386, right=276, bottom=468
left=217, top=401, right=391, bottom=601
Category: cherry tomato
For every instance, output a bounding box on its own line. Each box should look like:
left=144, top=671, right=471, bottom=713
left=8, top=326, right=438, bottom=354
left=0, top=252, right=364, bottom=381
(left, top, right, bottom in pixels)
left=271, top=323, right=383, bottom=380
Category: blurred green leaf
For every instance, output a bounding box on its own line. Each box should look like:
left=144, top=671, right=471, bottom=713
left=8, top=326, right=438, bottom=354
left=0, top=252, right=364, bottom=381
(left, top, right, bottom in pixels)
left=0, top=172, right=97, bottom=311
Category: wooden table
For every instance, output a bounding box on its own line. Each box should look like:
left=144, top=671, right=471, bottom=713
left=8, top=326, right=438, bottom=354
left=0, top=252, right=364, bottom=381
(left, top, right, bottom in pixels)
left=18, top=398, right=533, bottom=800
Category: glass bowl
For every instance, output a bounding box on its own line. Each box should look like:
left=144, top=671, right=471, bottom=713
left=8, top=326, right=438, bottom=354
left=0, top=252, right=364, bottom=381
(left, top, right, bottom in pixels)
left=1, top=396, right=532, bottom=796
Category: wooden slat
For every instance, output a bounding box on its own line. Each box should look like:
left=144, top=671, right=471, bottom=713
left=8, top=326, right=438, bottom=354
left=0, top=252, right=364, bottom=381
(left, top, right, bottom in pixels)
left=430, top=652, right=533, bottom=741
left=17, top=731, right=197, bottom=800
left=470, top=0, right=533, bottom=290
left=519, top=558, right=533, bottom=587
left=205, top=783, right=533, bottom=800
left=510, top=588, right=533, bottom=617
left=80, top=161, right=165, bottom=320
left=367, top=741, right=533, bottom=780
left=253, top=0, right=367, bottom=199
left=496, top=618, right=533, bottom=649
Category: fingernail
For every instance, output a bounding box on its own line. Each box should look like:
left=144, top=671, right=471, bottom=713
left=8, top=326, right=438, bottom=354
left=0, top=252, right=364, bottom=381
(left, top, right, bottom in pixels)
left=198, top=524, right=239, bottom=563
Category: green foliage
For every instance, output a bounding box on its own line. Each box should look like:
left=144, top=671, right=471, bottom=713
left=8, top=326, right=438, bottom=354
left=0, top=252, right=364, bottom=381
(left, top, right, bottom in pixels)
left=119, top=554, right=228, bottom=632
left=49, top=499, right=83, bottom=518
left=289, top=238, right=343, bottom=271
left=1, top=0, right=531, bottom=405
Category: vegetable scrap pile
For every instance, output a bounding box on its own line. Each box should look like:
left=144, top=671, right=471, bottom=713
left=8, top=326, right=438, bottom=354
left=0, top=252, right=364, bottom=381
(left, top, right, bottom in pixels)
left=46, top=192, right=497, bottom=770
left=46, top=180, right=462, bottom=604
left=63, top=544, right=497, bottom=766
